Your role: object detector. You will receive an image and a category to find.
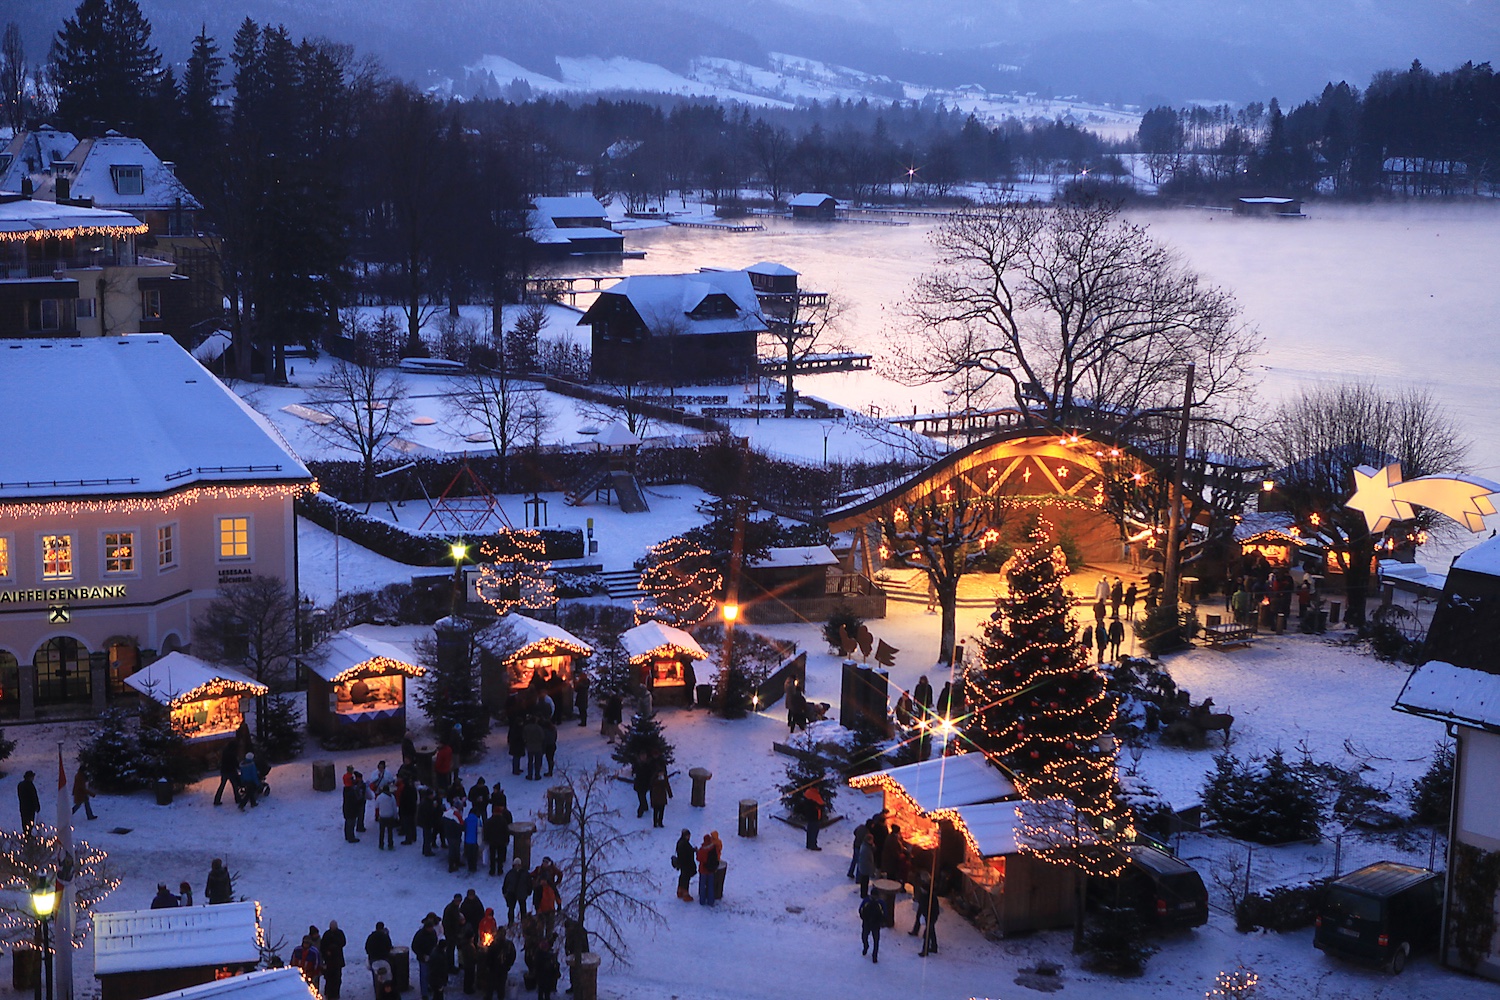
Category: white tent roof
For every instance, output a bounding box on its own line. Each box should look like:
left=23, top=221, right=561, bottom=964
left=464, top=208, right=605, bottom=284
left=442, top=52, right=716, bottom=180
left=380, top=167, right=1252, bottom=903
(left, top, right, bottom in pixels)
left=594, top=420, right=641, bottom=447
left=308, top=630, right=425, bottom=683
left=123, top=653, right=267, bottom=705
left=0, top=337, right=310, bottom=502
left=93, top=901, right=262, bottom=975
left=751, top=545, right=838, bottom=569
left=621, top=621, right=707, bottom=662
left=475, top=615, right=593, bottom=659
left=949, top=802, right=1024, bottom=857
left=853, top=752, right=1018, bottom=812
left=140, top=968, right=316, bottom=1000
left=1396, top=659, right=1500, bottom=729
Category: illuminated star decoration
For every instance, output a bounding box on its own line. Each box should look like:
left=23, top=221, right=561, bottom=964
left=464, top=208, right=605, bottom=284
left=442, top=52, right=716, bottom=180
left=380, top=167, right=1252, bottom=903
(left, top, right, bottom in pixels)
left=1348, top=463, right=1500, bottom=533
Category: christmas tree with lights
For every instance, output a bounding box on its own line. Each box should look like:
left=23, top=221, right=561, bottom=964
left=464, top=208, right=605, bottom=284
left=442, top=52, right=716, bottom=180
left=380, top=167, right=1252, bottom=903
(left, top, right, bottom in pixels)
left=965, top=520, right=1116, bottom=782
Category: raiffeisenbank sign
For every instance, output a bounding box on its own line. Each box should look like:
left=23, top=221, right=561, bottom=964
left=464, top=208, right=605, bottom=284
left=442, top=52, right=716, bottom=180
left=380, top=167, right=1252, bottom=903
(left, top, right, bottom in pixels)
left=0, top=585, right=129, bottom=605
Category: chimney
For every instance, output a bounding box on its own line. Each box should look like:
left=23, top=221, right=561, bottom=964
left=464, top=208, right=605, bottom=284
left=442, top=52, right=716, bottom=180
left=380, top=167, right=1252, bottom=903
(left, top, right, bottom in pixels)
left=162, top=161, right=176, bottom=176
left=20, top=176, right=32, bottom=198
left=56, top=176, right=70, bottom=201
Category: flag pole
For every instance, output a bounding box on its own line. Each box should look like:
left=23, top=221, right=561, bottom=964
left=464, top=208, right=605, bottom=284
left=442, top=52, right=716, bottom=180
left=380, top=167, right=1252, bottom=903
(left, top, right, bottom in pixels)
left=54, top=743, right=74, bottom=1000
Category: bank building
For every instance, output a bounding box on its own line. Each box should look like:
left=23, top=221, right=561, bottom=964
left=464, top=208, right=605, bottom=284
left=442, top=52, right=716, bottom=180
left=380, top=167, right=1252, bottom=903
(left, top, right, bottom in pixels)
left=0, top=336, right=312, bottom=719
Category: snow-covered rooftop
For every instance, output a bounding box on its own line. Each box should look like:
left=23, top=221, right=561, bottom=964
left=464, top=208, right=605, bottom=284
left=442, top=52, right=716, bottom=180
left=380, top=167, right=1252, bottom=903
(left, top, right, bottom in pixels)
left=309, top=630, right=425, bottom=683
left=1239, top=196, right=1297, bottom=205
left=0, top=127, right=78, bottom=192
left=1453, top=535, right=1500, bottom=577
left=750, top=545, right=838, bottom=569
left=621, top=620, right=708, bottom=662
left=474, top=615, right=593, bottom=659
left=123, top=653, right=268, bottom=706
left=0, top=197, right=147, bottom=239
left=594, top=421, right=641, bottom=448
left=0, top=337, right=311, bottom=502
left=582, top=270, right=766, bottom=337
left=790, top=192, right=835, bottom=207
left=36, top=131, right=202, bottom=211
left=746, top=261, right=799, bottom=277
left=852, top=752, right=1018, bottom=812
left=93, top=900, right=262, bottom=975
left=138, top=968, right=317, bottom=1000
left=1233, top=511, right=1303, bottom=543
left=1396, top=659, right=1500, bottom=729
left=948, top=801, right=1023, bottom=857
left=533, top=196, right=608, bottom=221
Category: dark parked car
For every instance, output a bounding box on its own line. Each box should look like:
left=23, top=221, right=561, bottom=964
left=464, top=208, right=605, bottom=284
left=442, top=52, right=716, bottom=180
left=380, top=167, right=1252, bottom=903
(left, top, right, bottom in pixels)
left=1314, top=862, right=1443, bottom=973
left=1093, top=844, right=1209, bottom=930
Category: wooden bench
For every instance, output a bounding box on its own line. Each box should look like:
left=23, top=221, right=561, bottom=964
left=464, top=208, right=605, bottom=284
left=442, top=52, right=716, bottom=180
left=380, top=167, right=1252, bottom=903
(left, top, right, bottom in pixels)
left=1202, top=623, right=1258, bottom=649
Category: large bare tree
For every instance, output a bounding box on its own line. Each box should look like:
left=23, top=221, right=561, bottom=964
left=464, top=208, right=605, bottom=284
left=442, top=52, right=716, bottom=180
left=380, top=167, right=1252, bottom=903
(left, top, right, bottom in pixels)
left=310, top=357, right=411, bottom=498
left=889, top=197, right=1261, bottom=433
left=1262, top=383, right=1468, bottom=626
left=878, top=491, right=996, bottom=663
left=448, top=368, right=552, bottom=488
left=194, top=576, right=304, bottom=738
left=760, top=290, right=846, bottom=417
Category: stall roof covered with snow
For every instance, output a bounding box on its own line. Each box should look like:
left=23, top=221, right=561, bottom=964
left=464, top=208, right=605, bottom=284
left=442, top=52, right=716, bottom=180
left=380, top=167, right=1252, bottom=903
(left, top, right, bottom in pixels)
left=94, top=901, right=262, bottom=976
left=947, top=801, right=1024, bottom=858
left=123, top=653, right=267, bottom=706
left=308, top=630, right=425, bottom=684
left=1395, top=660, right=1500, bottom=730
left=139, top=968, right=317, bottom=1000
left=476, top=615, right=593, bottom=660
left=849, top=751, right=1018, bottom=813
left=0, top=337, right=311, bottom=502
left=750, top=545, right=839, bottom=569
left=620, top=621, right=708, bottom=663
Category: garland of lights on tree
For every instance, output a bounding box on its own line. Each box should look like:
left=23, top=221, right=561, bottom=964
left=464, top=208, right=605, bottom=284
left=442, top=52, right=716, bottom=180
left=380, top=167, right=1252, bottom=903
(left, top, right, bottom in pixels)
left=635, top=536, right=722, bottom=627
left=476, top=529, right=555, bottom=614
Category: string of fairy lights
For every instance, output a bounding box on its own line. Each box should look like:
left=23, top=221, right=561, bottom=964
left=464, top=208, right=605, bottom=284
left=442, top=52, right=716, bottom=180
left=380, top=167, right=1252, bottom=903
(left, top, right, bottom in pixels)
left=0, top=481, right=318, bottom=520
left=475, top=529, right=555, bottom=615
left=326, top=655, right=427, bottom=685
left=634, top=536, right=722, bottom=627
left=0, top=221, right=148, bottom=243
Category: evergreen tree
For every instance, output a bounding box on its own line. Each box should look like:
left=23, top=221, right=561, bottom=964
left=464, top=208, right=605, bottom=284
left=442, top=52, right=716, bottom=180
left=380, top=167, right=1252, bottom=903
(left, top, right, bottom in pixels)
left=51, top=0, right=162, bottom=135
left=252, top=693, right=306, bottom=763
left=415, top=628, right=491, bottom=758
left=779, top=733, right=838, bottom=815
left=610, top=711, right=675, bottom=772
left=965, top=521, right=1116, bottom=783
left=1408, top=741, right=1454, bottom=826
left=178, top=25, right=224, bottom=192
left=78, top=708, right=144, bottom=793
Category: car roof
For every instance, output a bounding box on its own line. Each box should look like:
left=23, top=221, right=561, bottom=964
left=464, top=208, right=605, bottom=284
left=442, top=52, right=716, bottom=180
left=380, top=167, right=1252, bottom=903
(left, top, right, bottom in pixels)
left=1330, top=861, right=1438, bottom=896
left=1125, top=844, right=1199, bottom=877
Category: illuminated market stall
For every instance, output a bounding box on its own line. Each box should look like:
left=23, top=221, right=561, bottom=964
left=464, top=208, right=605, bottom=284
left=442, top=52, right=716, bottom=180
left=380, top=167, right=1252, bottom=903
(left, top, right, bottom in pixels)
left=474, top=615, right=593, bottom=715
left=94, top=900, right=264, bottom=1000
left=849, top=752, right=1076, bottom=936
left=620, top=620, right=708, bottom=707
left=123, top=653, right=266, bottom=751
left=305, top=631, right=425, bottom=745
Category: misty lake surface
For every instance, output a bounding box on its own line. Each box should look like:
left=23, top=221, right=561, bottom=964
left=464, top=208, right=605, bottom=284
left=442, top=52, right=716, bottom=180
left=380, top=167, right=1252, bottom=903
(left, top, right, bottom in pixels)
left=561, top=203, right=1500, bottom=486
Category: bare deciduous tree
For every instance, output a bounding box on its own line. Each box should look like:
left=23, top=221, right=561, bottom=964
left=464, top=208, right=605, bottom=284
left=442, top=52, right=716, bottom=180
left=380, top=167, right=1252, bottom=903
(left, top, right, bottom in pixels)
left=878, top=491, right=997, bottom=663
left=889, top=198, right=1261, bottom=432
left=544, top=765, right=665, bottom=964
left=761, top=290, right=846, bottom=417
left=1262, top=382, right=1468, bottom=626
left=310, top=357, right=411, bottom=497
left=194, top=576, right=308, bottom=738
left=449, top=369, right=552, bottom=488
left=0, top=23, right=26, bottom=133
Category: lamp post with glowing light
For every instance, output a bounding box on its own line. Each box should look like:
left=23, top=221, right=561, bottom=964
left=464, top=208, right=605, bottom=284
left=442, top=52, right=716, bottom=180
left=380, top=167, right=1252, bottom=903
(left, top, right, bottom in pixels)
left=449, top=541, right=469, bottom=617
left=719, top=601, right=739, bottom=714
left=31, top=875, right=56, bottom=1000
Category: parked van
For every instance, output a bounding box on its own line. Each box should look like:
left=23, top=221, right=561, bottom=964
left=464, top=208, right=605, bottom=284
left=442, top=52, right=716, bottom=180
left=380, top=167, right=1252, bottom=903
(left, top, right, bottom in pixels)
left=1094, top=844, right=1209, bottom=930
left=1314, top=862, right=1442, bottom=973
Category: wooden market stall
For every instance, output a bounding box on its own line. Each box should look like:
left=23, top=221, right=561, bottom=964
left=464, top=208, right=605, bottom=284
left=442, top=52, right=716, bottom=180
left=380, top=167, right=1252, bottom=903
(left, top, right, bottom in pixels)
left=944, top=802, right=1079, bottom=936
left=305, top=631, right=426, bottom=745
left=474, top=615, right=593, bottom=715
left=123, top=653, right=266, bottom=756
left=620, top=620, right=708, bottom=708
left=93, top=901, right=263, bottom=1000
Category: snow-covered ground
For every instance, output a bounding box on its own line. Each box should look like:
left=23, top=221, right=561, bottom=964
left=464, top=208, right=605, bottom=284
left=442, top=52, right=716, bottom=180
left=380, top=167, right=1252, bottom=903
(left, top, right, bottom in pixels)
left=8, top=586, right=1482, bottom=1000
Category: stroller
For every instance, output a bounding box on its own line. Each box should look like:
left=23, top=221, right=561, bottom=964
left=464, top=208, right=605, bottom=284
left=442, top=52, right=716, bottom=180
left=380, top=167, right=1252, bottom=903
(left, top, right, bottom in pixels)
left=235, top=756, right=273, bottom=804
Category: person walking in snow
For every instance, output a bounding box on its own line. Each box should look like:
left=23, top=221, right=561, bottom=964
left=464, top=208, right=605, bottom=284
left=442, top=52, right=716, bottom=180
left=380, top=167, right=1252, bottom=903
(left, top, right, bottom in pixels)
left=1108, top=616, right=1125, bottom=661
left=1094, top=620, right=1108, bottom=663
left=854, top=831, right=876, bottom=898
left=799, top=786, right=826, bottom=850
left=859, top=894, right=885, bottom=962
left=485, top=797, right=512, bottom=875
left=1110, top=576, right=1123, bottom=618
left=17, top=771, right=40, bottom=836
left=503, top=859, right=532, bottom=922
left=573, top=670, right=591, bottom=726
left=696, top=833, right=721, bottom=906
left=464, top=805, right=483, bottom=872
left=846, top=818, right=868, bottom=879
left=444, top=801, right=464, bottom=872
left=648, top=766, right=673, bottom=828
left=239, top=754, right=262, bottom=810
left=1124, top=582, right=1139, bottom=620
left=601, top=691, right=623, bottom=742
left=322, top=920, right=348, bottom=999
left=213, top=742, right=241, bottom=807
left=342, top=772, right=364, bottom=842
left=206, top=858, right=233, bottom=904
left=542, top=716, right=558, bottom=777
left=673, top=828, right=697, bottom=901
left=375, top=784, right=398, bottom=850
left=411, top=914, right=439, bottom=1000
left=523, top=717, right=545, bottom=782
left=398, top=773, right=418, bottom=845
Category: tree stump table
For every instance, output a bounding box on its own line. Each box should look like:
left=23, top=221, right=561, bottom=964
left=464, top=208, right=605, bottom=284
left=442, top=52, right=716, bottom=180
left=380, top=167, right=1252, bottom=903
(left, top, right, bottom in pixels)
left=510, top=821, right=537, bottom=869
left=738, top=799, right=758, bottom=837
left=689, top=767, right=712, bottom=807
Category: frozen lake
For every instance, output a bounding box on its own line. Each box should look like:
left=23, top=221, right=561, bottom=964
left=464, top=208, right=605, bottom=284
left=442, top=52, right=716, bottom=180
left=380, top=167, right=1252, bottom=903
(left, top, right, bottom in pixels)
left=558, top=203, right=1500, bottom=495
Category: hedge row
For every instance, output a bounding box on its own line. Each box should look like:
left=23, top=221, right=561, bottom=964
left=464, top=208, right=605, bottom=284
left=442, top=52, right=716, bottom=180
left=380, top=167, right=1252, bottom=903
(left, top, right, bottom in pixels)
left=298, top=490, right=585, bottom=565
left=1234, top=879, right=1330, bottom=933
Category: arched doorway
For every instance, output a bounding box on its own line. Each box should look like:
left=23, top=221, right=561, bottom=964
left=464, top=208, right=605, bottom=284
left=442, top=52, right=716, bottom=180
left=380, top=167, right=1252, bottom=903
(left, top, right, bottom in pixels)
left=0, top=651, right=18, bottom=719
left=161, top=633, right=184, bottom=655
left=33, top=637, right=92, bottom=707
left=103, top=637, right=140, bottom=699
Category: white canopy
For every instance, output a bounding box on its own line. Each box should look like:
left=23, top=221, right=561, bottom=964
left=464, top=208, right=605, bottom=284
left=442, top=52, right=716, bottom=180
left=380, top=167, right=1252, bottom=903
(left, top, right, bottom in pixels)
left=594, top=420, right=641, bottom=448
left=94, top=900, right=262, bottom=975
left=123, top=653, right=267, bottom=706
left=621, top=621, right=707, bottom=662
left=851, top=752, right=1018, bottom=812
left=308, top=630, right=425, bottom=684
left=752, top=545, right=838, bottom=569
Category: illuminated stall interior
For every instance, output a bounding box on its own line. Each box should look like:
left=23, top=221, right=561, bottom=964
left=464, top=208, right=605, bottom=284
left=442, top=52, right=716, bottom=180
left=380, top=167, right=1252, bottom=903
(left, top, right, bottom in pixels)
left=474, top=615, right=593, bottom=714
left=1234, top=512, right=1316, bottom=568
left=306, top=631, right=425, bottom=744
left=620, top=620, right=708, bottom=706
left=122, top=652, right=267, bottom=742
left=848, top=752, right=1019, bottom=857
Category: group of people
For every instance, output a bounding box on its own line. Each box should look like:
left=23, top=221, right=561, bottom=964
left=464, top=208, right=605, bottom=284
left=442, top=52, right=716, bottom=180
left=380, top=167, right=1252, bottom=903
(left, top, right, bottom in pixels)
left=1228, top=561, right=1320, bottom=625
left=845, top=810, right=941, bottom=961
left=16, top=766, right=97, bottom=836
left=213, top=737, right=270, bottom=811
left=152, top=859, right=234, bottom=909
left=671, top=828, right=724, bottom=905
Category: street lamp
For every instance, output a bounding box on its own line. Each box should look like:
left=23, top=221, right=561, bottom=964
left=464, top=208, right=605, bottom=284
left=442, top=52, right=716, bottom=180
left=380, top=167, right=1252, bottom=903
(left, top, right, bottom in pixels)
left=720, top=603, right=740, bottom=624
left=30, top=875, right=56, bottom=1000
left=449, top=541, right=469, bottom=616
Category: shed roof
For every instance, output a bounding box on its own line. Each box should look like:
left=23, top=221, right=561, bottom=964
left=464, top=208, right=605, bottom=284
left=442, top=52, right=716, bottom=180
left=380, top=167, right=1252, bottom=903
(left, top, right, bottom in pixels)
left=123, top=653, right=268, bottom=706
left=1453, top=535, right=1500, bottom=577
left=580, top=270, right=766, bottom=337
left=475, top=615, right=593, bottom=660
left=790, top=192, right=836, bottom=207
left=308, top=630, right=426, bottom=683
left=0, top=337, right=311, bottom=503
left=750, top=545, right=838, bottom=569
left=93, top=901, right=262, bottom=976
left=746, top=261, right=799, bottom=277
left=849, top=752, right=1018, bottom=813
left=533, top=196, right=607, bottom=220
left=139, top=968, right=317, bottom=1000
left=620, top=621, right=707, bottom=662
left=1395, top=659, right=1500, bottom=729
left=946, top=801, right=1023, bottom=857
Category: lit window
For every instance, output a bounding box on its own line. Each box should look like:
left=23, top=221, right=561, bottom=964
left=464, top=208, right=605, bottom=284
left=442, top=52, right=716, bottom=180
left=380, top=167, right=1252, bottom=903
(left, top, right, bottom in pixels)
left=0, top=536, right=10, bottom=578
left=218, top=517, right=250, bottom=560
left=112, top=165, right=144, bottom=196
left=157, top=524, right=177, bottom=570
left=104, top=532, right=135, bottom=574
left=142, top=288, right=162, bottom=319
left=42, top=534, right=73, bottom=580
